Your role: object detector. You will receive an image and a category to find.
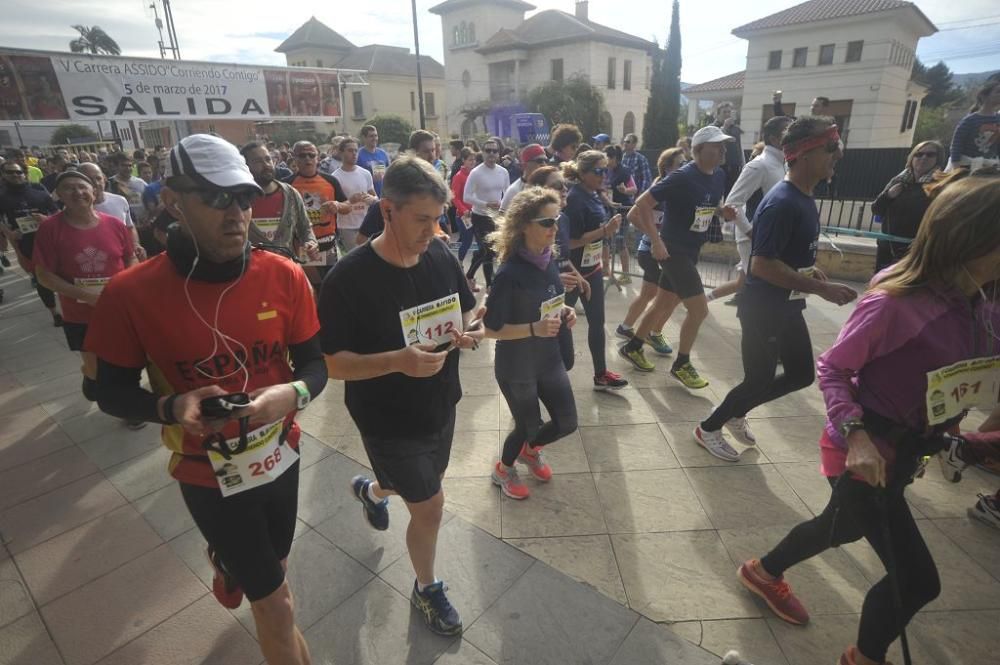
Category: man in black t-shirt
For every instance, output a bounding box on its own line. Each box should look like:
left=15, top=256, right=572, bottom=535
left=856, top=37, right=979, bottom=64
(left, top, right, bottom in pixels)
left=695, top=117, right=856, bottom=462
left=319, top=156, right=483, bottom=637
left=624, top=125, right=737, bottom=389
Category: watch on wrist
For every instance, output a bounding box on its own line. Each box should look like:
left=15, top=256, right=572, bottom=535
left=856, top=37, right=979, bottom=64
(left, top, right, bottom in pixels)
left=838, top=418, right=865, bottom=439
left=291, top=381, right=310, bottom=411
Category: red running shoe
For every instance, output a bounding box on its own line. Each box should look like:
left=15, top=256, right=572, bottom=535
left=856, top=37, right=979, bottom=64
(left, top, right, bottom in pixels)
left=517, top=442, right=553, bottom=482
left=207, top=547, right=244, bottom=609
left=737, top=559, right=809, bottom=625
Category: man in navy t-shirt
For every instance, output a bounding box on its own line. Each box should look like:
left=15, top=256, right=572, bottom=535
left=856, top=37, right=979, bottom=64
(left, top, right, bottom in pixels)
left=623, top=125, right=737, bottom=389
left=695, top=116, right=857, bottom=462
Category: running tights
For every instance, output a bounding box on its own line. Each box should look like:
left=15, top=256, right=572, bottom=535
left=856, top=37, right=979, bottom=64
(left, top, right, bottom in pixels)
left=564, top=269, right=606, bottom=376
left=498, top=368, right=578, bottom=466
left=701, top=307, right=814, bottom=432
left=760, top=477, right=940, bottom=663
left=466, top=213, right=496, bottom=286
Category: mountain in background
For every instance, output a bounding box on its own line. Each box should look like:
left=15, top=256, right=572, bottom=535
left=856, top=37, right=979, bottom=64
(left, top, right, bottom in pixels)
left=951, top=70, right=999, bottom=88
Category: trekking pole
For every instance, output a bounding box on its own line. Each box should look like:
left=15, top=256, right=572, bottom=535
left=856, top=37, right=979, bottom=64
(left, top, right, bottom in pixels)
left=875, top=489, right=912, bottom=665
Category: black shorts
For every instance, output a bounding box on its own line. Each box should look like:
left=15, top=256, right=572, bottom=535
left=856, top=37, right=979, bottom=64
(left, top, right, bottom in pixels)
left=63, top=322, right=88, bottom=352
left=361, top=408, right=456, bottom=504
left=657, top=253, right=704, bottom=299
left=180, top=460, right=300, bottom=602
left=637, top=251, right=661, bottom=285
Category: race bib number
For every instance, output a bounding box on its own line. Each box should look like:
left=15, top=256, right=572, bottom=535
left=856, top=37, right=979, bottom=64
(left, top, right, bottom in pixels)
left=925, top=356, right=1000, bottom=426
left=74, top=276, right=110, bottom=303
left=207, top=420, right=298, bottom=498
left=15, top=215, right=39, bottom=234
left=253, top=218, right=281, bottom=241
left=690, top=207, right=715, bottom=233
left=539, top=293, right=565, bottom=320
left=788, top=266, right=816, bottom=301
left=581, top=240, right=603, bottom=268
left=399, top=293, right=463, bottom=347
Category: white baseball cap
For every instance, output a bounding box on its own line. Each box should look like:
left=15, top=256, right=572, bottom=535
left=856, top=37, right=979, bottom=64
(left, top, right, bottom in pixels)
left=691, top=125, right=735, bottom=148
left=165, top=134, right=262, bottom=192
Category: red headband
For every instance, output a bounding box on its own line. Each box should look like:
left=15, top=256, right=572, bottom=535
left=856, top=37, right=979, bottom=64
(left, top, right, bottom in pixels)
left=783, top=126, right=841, bottom=162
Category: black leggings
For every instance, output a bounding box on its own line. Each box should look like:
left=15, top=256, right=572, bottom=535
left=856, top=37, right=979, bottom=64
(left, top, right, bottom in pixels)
left=564, top=269, right=606, bottom=376
left=466, top=213, right=497, bottom=286
left=498, top=368, right=578, bottom=466
left=760, top=476, right=940, bottom=663
left=701, top=307, right=814, bottom=432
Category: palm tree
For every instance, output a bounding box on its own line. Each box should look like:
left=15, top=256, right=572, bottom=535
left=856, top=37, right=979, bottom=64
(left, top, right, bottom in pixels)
left=69, top=25, right=121, bottom=56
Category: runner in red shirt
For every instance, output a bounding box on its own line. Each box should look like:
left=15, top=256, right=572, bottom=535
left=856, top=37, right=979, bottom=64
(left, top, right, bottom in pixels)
left=32, top=170, right=136, bottom=405
left=85, top=135, right=326, bottom=665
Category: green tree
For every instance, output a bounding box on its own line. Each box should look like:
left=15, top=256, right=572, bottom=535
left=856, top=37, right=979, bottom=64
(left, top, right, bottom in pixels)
left=69, top=25, right=121, bottom=56
left=643, top=0, right=682, bottom=150
left=363, top=114, right=414, bottom=146
left=50, top=124, right=98, bottom=145
left=526, top=75, right=607, bottom=140
left=912, top=58, right=963, bottom=108
left=912, top=105, right=957, bottom=148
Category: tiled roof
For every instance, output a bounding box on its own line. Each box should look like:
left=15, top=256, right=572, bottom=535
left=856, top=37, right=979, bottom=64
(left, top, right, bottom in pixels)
left=429, top=0, right=535, bottom=15
left=683, top=71, right=745, bottom=94
left=275, top=16, right=355, bottom=53
left=478, top=10, right=656, bottom=54
left=732, top=0, right=935, bottom=36
left=335, top=45, right=444, bottom=78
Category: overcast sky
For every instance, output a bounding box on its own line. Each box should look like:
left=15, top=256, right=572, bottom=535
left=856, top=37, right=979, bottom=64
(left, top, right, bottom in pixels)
left=1, top=0, right=997, bottom=84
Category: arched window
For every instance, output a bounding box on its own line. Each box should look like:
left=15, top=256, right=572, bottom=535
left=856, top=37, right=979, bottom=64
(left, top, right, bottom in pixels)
left=468, top=23, right=476, bottom=43
left=459, top=21, right=468, bottom=45
left=623, top=111, right=636, bottom=137
left=462, top=70, right=471, bottom=88
left=453, top=26, right=460, bottom=45
left=461, top=119, right=475, bottom=137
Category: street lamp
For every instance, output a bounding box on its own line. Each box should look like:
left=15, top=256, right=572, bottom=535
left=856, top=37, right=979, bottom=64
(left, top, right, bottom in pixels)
left=411, top=0, right=426, bottom=129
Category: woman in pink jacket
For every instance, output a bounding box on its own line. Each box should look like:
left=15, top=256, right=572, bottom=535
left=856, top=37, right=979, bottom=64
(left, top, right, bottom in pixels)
left=736, top=170, right=1000, bottom=665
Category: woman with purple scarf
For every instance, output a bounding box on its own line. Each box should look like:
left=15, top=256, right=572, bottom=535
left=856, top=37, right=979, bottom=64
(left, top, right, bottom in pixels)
left=482, top=187, right=579, bottom=500
left=737, top=169, right=1000, bottom=665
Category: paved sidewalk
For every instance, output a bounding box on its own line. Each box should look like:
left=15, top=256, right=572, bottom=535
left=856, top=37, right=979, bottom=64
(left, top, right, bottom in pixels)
left=1, top=263, right=998, bottom=665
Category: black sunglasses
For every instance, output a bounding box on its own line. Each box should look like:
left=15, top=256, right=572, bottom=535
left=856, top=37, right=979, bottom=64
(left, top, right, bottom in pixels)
left=1, top=169, right=25, bottom=176
left=591, top=167, right=609, bottom=176
left=824, top=141, right=840, bottom=154
left=178, top=187, right=258, bottom=210
left=483, top=148, right=499, bottom=154
left=531, top=217, right=559, bottom=228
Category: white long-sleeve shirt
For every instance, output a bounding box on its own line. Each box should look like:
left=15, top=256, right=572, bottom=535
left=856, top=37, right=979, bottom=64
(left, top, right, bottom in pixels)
left=500, top=178, right=527, bottom=212
left=463, top=163, right=510, bottom=217
left=725, top=144, right=786, bottom=242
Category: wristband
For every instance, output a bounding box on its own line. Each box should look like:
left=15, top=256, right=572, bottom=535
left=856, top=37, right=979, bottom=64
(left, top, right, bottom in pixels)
left=291, top=380, right=310, bottom=411
left=162, top=394, right=179, bottom=425
left=529, top=321, right=535, bottom=337
left=838, top=418, right=865, bottom=440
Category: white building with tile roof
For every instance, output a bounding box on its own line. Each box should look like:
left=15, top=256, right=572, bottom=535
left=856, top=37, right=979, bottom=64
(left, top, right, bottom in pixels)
left=430, top=0, right=656, bottom=141
left=684, top=0, right=937, bottom=148
left=275, top=17, right=448, bottom=136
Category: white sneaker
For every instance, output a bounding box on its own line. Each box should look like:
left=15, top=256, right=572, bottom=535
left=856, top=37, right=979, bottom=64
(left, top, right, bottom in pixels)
left=724, top=417, right=756, bottom=446
left=937, top=434, right=967, bottom=483
left=969, top=493, right=1000, bottom=530
left=694, top=426, right=741, bottom=462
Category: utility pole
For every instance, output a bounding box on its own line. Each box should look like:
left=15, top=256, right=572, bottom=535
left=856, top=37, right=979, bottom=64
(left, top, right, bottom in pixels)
left=411, top=0, right=426, bottom=129
left=163, top=0, right=182, bottom=59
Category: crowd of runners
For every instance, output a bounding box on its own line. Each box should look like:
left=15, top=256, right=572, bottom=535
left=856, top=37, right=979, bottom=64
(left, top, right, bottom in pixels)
left=1, top=76, right=998, bottom=665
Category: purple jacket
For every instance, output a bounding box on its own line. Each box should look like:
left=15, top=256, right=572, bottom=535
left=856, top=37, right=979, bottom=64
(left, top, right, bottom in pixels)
left=818, top=281, right=998, bottom=473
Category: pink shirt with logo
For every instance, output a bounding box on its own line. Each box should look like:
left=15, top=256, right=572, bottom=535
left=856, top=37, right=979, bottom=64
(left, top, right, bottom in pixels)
left=33, top=211, right=133, bottom=324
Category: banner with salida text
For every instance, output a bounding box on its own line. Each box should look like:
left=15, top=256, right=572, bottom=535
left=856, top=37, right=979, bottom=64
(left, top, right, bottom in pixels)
left=0, top=47, right=351, bottom=122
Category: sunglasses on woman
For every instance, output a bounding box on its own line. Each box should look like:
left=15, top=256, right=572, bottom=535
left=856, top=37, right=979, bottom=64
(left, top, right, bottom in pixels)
left=176, top=187, right=258, bottom=210
left=531, top=217, right=559, bottom=228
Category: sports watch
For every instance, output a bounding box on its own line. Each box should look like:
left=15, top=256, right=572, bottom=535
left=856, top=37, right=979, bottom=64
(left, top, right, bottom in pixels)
left=838, top=418, right=865, bottom=439
left=291, top=381, right=310, bottom=411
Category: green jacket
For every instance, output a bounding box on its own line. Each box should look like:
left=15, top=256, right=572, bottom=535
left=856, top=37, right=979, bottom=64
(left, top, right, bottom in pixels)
left=248, top=180, right=316, bottom=252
